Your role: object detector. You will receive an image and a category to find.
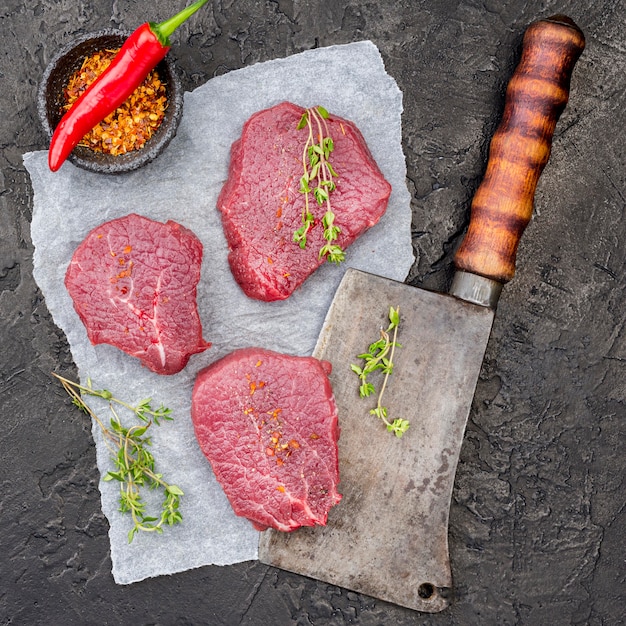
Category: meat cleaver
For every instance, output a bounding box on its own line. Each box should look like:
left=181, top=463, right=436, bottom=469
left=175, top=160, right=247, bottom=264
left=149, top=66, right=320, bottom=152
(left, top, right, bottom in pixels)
left=258, top=16, right=585, bottom=613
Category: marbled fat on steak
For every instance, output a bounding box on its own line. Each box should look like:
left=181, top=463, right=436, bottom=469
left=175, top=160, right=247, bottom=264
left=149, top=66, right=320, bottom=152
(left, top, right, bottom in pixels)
left=192, top=347, right=342, bottom=531
left=65, top=213, right=210, bottom=375
left=218, top=101, right=392, bottom=301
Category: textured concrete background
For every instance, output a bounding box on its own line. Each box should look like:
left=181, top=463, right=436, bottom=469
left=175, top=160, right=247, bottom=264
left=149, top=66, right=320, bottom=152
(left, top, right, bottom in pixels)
left=1, top=0, right=624, bottom=624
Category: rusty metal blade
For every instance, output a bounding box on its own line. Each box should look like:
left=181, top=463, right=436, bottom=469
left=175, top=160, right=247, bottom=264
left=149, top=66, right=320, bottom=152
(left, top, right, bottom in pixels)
left=258, top=268, right=494, bottom=613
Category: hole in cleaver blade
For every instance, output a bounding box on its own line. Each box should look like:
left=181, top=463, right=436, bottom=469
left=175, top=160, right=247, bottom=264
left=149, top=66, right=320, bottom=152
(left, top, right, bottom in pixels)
left=258, top=268, right=494, bottom=613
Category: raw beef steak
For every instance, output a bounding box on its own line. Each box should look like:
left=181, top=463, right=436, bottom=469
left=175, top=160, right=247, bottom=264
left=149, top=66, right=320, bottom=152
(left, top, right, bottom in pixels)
left=65, top=213, right=210, bottom=375
left=192, top=347, right=342, bottom=531
left=217, top=101, right=392, bottom=301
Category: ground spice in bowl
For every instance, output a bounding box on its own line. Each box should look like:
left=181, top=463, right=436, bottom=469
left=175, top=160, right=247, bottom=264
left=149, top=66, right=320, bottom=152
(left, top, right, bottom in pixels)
left=63, top=48, right=168, bottom=156
left=38, top=29, right=183, bottom=175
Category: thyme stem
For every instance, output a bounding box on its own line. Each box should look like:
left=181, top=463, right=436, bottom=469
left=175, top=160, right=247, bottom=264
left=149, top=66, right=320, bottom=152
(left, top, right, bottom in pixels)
left=293, top=106, right=344, bottom=263
left=374, top=319, right=400, bottom=419
left=350, top=306, right=410, bottom=437
left=52, top=372, right=183, bottom=542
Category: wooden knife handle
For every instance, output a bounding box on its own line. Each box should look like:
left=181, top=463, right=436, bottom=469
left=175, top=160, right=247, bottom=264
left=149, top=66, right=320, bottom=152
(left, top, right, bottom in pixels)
left=453, top=15, right=585, bottom=284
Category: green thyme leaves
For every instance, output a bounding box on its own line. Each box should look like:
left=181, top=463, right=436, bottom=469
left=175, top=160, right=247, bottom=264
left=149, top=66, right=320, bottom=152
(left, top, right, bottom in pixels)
left=351, top=306, right=410, bottom=438
left=293, top=106, right=344, bottom=264
left=53, top=373, right=183, bottom=542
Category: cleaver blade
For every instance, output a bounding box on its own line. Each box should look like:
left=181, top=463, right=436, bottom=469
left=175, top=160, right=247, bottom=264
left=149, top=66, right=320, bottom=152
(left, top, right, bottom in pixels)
left=259, top=15, right=585, bottom=613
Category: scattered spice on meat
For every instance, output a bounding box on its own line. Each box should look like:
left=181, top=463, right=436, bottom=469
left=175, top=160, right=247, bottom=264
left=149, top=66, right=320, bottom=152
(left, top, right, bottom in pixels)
left=249, top=379, right=266, bottom=395
left=263, top=422, right=301, bottom=465
left=243, top=369, right=301, bottom=466
left=268, top=408, right=282, bottom=420
left=62, top=48, right=168, bottom=156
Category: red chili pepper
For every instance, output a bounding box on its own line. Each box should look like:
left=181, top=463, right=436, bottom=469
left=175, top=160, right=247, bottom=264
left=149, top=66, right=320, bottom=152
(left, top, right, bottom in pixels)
left=48, top=0, right=209, bottom=172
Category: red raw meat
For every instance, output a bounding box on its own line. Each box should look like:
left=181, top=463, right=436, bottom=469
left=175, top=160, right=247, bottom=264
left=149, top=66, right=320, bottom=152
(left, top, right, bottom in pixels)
left=65, top=213, right=210, bottom=375
left=191, top=347, right=342, bottom=531
left=217, top=101, right=392, bottom=301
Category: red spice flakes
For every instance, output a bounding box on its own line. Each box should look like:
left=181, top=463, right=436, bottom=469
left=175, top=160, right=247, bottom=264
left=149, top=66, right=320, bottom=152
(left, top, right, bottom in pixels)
left=112, top=259, right=133, bottom=281
left=309, top=433, right=320, bottom=440
left=275, top=201, right=288, bottom=232
left=63, top=48, right=168, bottom=156
left=276, top=485, right=285, bottom=493
left=270, top=431, right=281, bottom=442
left=249, top=380, right=266, bottom=395
left=267, top=407, right=282, bottom=420
left=264, top=425, right=301, bottom=466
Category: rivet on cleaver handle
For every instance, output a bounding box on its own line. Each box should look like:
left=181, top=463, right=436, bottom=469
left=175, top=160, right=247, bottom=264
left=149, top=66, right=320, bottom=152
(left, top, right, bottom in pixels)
left=452, top=15, right=585, bottom=306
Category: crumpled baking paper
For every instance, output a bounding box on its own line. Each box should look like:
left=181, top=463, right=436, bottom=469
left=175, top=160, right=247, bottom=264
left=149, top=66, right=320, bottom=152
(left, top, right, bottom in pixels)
left=25, top=40, right=414, bottom=584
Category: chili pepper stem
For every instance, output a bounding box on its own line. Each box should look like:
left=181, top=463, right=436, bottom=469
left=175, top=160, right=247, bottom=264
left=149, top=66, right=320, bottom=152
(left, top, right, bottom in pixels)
left=152, top=0, right=210, bottom=45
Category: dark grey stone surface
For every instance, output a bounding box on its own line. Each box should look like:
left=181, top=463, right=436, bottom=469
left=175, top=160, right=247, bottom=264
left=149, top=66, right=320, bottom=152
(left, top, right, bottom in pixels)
left=1, top=1, right=624, bottom=624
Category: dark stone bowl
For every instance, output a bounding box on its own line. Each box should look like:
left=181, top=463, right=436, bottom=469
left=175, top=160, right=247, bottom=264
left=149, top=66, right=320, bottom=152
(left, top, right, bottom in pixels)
left=37, top=29, right=183, bottom=174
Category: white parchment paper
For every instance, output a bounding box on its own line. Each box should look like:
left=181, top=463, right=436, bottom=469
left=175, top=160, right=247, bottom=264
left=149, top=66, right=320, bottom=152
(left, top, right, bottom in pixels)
left=25, top=41, right=414, bottom=584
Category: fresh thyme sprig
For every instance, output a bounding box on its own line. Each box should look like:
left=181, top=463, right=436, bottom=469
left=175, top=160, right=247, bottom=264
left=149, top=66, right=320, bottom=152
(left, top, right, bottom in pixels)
left=53, top=373, right=183, bottom=543
left=350, top=306, right=410, bottom=437
left=293, top=105, right=344, bottom=264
